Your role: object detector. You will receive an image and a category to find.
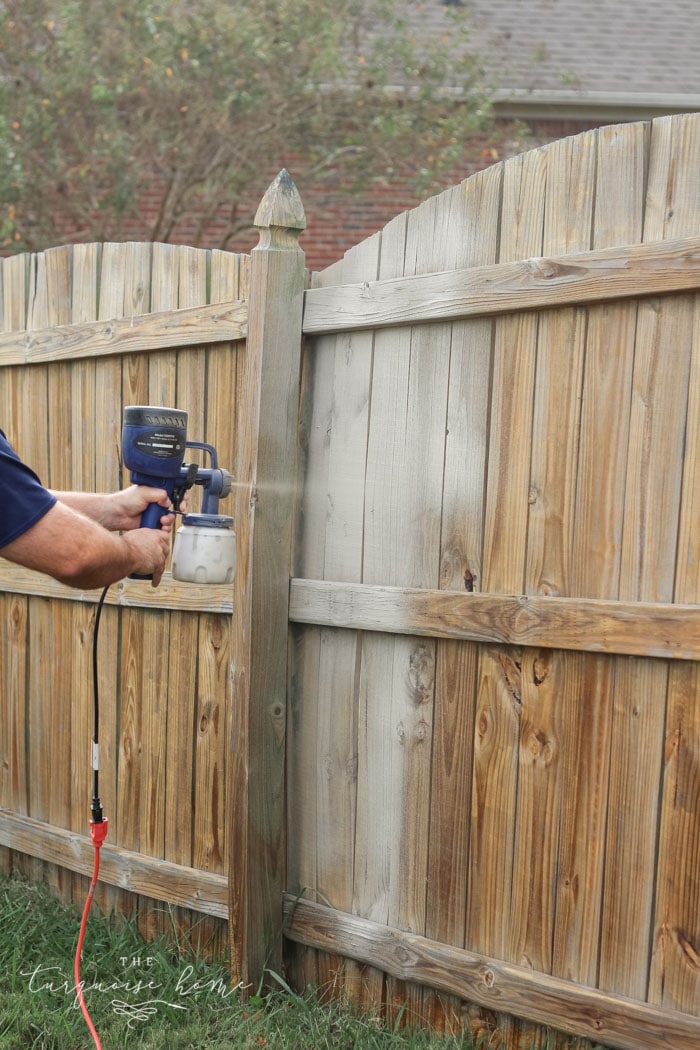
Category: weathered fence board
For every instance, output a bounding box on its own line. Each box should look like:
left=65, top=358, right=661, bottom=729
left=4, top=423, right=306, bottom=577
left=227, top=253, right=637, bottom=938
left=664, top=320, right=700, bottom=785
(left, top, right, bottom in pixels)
left=645, top=113, right=700, bottom=1019
left=229, top=171, right=306, bottom=989
left=288, top=113, right=700, bottom=1049
left=425, top=166, right=502, bottom=1031
left=0, top=810, right=228, bottom=917
left=471, top=140, right=548, bottom=1048
left=288, top=580, right=700, bottom=660
left=283, top=896, right=700, bottom=1050
left=552, top=124, right=646, bottom=1019
left=302, top=234, right=700, bottom=335
left=599, top=112, right=699, bottom=1005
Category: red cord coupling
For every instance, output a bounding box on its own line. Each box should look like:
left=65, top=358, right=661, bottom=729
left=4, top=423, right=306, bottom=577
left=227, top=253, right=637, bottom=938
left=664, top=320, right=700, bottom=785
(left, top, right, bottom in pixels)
left=90, top=818, right=109, bottom=847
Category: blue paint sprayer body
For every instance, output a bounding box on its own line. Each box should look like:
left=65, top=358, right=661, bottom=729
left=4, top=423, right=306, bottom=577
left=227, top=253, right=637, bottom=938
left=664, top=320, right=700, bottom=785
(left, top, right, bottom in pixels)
left=122, top=406, right=235, bottom=584
left=122, top=405, right=189, bottom=529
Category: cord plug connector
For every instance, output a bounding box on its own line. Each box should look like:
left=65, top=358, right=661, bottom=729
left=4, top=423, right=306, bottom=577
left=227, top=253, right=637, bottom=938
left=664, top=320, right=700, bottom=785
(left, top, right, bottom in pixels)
left=90, top=817, right=109, bottom=848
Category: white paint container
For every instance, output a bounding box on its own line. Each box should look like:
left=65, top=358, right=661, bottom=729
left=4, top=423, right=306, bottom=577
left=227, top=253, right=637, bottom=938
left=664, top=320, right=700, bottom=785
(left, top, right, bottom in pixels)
left=172, top=513, right=236, bottom=585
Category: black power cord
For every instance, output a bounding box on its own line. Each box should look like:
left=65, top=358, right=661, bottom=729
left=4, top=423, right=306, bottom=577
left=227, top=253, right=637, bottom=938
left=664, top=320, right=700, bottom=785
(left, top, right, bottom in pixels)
left=90, top=584, right=109, bottom=824
left=75, top=582, right=110, bottom=1048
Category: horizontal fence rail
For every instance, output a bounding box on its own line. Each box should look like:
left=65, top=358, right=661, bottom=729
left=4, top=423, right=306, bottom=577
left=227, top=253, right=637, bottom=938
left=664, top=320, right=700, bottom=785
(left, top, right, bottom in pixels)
left=302, top=234, right=700, bottom=334
left=283, top=896, right=700, bottom=1050
left=0, top=563, right=234, bottom=613
left=0, top=300, right=247, bottom=364
left=0, top=810, right=228, bottom=918
left=289, top=579, right=700, bottom=660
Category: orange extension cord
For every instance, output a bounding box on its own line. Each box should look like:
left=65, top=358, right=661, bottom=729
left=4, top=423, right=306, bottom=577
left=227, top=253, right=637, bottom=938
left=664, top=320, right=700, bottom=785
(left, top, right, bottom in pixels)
left=74, top=819, right=109, bottom=1049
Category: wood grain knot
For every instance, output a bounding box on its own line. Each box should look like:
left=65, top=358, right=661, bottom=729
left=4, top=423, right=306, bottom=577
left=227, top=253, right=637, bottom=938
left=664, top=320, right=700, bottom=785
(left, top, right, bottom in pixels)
left=675, top=929, right=700, bottom=971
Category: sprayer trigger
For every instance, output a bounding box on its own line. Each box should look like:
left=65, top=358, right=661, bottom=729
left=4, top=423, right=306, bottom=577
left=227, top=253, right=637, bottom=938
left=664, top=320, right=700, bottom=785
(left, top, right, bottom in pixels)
left=173, top=462, right=198, bottom=514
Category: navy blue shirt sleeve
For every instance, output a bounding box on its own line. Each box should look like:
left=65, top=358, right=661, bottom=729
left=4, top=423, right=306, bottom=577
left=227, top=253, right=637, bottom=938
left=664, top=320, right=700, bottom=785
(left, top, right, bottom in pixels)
left=0, top=429, right=58, bottom=548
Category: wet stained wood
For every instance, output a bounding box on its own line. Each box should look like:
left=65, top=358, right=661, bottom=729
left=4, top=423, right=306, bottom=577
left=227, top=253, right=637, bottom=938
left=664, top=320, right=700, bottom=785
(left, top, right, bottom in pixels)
left=0, top=238, right=246, bottom=957
left=0, top=809, right=228, bottom=917
left=0, top=299, right=247, bottom=364
left=599, top=114, right=699, bottom=1002
left=283, top=896, right=700, bottom=1050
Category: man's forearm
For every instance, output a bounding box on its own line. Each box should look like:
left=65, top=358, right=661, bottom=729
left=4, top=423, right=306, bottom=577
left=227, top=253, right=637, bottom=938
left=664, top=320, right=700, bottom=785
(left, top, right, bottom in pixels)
left=50, top=490, right=115, bottom=528
left=52, top=485, right=174, bottom=533
left=0, top=501, right=170, bottom=588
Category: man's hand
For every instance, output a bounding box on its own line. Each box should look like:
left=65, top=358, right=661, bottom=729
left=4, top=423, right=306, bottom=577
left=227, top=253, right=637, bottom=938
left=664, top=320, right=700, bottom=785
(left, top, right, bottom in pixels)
left=104, top=485, right=177, bottom=533
left=51, top=485, right=180, bottom=533
left=121, top=527, right=172, bottom=587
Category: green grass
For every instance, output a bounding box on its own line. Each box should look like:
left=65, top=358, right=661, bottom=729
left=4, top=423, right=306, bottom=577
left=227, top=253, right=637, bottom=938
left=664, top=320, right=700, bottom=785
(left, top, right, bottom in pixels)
left=0, top=872, right=608, bottom=1050
left=0, top=872, right=485, bottom=1049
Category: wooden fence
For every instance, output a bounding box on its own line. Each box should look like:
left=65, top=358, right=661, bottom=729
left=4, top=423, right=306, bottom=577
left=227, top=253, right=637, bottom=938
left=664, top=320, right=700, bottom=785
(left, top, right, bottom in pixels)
left=0, top=113, right=699, bottom=1050
left=0, top=237, right=244, bottom=954
left=285, top=113, right=700, bottom=1050
left=0, top=171, right=306, bottom=981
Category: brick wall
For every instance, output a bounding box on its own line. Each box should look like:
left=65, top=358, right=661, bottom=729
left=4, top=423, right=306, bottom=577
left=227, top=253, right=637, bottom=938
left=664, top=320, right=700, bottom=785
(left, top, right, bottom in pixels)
left=117, top=119, right=600, bottom=274
left=3, top=119, right=602, bottom=275
left=137, top=178, right=435, bottom=275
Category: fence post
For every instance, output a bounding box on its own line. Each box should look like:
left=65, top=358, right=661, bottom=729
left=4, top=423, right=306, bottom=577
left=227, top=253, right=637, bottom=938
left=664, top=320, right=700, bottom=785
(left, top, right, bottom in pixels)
left=229, top=170, right=306, bottom=991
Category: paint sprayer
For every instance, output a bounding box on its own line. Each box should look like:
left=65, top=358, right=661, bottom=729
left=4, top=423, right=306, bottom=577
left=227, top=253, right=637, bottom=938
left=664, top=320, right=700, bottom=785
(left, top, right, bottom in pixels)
left=122, top=405, right=236, bottom=584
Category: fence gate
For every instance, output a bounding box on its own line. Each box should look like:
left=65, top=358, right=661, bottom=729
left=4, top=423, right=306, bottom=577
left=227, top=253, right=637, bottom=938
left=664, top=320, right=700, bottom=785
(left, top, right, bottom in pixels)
left=284, top=113, right=700, bottom=1050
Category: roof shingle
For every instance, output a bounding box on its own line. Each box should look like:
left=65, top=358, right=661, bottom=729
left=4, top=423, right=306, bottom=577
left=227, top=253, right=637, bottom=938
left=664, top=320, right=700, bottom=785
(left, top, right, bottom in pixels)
left=417, top=0, right=700, bottom=115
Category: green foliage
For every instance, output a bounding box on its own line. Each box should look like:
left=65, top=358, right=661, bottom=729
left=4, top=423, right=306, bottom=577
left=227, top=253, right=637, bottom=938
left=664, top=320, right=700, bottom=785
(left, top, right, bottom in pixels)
left=0, top=0, right=493, bottom=250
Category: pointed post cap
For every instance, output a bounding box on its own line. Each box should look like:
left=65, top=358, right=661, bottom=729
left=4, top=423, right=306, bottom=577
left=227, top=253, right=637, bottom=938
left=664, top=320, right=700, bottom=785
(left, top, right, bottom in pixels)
left=254, top=170, right=306, bottom=251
